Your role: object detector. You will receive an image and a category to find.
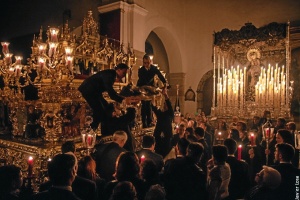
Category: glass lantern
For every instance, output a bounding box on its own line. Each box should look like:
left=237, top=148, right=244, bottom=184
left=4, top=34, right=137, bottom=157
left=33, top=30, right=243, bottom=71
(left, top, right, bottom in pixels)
left=81, top=116, right=96, bottom=150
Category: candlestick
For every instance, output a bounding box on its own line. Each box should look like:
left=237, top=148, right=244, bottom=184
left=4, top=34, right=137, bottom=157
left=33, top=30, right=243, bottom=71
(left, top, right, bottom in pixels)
left=238, top=145, right=242, bottom=161
left=28, top=156, right=33, bottom=177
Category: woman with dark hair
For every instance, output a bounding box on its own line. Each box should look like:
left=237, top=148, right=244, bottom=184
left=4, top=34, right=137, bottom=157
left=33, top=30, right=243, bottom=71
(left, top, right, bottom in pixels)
left=77, top=155, right=106, bottom=197
left=276, top=129, right=294, bottom=145
left=103, top=152, right=146, bottom=200
left=140, top=159, right=161, bottom=193
left=229, top=128, right=240, bottom=142
left=109, top=181, right=138, bottom=200
left=214, top=120, right=229, bottom=144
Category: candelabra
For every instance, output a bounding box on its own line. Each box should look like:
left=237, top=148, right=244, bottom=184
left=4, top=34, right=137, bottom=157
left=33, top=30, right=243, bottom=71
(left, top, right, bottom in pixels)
left=0, top=10, right=136, bottom=142
left=212, top=22, right=291, bottom=119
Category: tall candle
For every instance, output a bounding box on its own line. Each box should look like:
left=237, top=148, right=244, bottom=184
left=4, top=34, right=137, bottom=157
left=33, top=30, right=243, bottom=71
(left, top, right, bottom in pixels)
left=28, top=156, right=33, bottom=177
left=238, top=145, right=242, bottom=161
left=250, top=133, right=255, bottom=146
left=87, top=135, right=92, bottom=146
left=141, top=155, right=145, bottom=163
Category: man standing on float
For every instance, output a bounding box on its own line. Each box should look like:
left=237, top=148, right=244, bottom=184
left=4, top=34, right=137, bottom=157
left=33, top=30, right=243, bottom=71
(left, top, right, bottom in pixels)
left=78, top=63, right=130, bottom=130
left=137, top=54, right=167, bottom=128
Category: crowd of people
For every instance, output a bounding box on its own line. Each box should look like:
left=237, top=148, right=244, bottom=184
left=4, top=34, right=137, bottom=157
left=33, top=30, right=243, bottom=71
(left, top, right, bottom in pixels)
left=1, top=56, right=300, bottom=199
left=1, top=112, right=300, bottom=200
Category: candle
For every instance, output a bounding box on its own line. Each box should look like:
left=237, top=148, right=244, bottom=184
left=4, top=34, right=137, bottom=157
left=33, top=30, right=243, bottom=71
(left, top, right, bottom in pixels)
left=218, top=132, right=222, bottom=140
left=87, top=135, right=92, bottom=147
left=141, top=155, right=145, bottom=163
left=265, top=129, right=270, bottom=139
left=250, top=133, right=255, bottom=146
left=238, top=145, right=242, bottom=161
left=28, top=156, right=33, bottom=177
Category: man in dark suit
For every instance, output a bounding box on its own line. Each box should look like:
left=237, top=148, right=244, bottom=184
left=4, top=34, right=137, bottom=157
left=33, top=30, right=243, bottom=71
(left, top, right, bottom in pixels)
left=198, top=121, right=213, bottom=148
left=78, top=63, right=130, bottom=130
left=194, top=126, right=211, bottom=175
left=92, top=130, right=128, bottom=181
left=163, top=142, right=208, bottom=200
left=224, top=138, right=250, bottom=200
left=272, top=143, right=300, bottom=200
left=136, top=135, right=164, bottom=172
left=39, top=143, right=98, bottom=200
left=137, top=54, right=167, bottom=128
left=33, top=154, right=81, bottom=200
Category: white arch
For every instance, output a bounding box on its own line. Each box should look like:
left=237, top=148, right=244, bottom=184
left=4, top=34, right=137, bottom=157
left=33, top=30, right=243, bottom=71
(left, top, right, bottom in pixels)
left=144, top=16, right=183, bottom=73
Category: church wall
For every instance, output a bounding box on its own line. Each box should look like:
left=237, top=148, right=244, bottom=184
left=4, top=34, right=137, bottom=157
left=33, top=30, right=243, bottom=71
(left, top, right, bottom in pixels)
left=140, top=0, right=300, bottom=115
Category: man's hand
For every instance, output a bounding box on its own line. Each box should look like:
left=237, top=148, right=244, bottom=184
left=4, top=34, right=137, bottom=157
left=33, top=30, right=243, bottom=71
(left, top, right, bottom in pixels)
left=124, top=96, right=141, bottom=105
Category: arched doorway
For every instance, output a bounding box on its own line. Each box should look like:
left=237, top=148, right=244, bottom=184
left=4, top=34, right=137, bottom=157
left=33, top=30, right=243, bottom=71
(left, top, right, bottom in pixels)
left=145, top=31, right=169, bottom=77
left=196, top=70, right=214, bottom=116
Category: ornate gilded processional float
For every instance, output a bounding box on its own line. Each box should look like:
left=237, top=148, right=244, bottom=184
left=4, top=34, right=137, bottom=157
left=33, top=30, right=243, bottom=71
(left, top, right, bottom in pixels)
left=211, top=22, right=293, bottom=119
left=0, top=11, right=136, bottom=176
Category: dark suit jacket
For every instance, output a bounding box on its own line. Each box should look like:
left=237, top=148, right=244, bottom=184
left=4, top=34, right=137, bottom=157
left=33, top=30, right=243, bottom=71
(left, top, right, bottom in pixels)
left=226, top=155, right=250, bottom=199
left=92, top=142, right=127, bottom=181
left=163, top=156, right=208, bottom=200
left=137, top=65, right=166, bottom=87
left=78, top=69, right=123, bottom=103
left=39, top=176, right=97, bottom=200
left=34, top=187, right=81, bottom=200
left=135, top=149, right=164, bottom=172
left=100, top=107, right=136, bottom=151
left=272, top=163, right=300, bottom=200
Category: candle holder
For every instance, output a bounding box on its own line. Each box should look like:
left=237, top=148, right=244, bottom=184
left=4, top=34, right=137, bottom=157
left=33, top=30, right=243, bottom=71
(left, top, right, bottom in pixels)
left=247, top=132, right=257, bottom=148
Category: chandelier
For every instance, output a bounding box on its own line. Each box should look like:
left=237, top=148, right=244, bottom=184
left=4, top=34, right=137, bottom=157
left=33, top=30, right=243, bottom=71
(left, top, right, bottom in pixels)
left=0, top=10, right=136, bottom=141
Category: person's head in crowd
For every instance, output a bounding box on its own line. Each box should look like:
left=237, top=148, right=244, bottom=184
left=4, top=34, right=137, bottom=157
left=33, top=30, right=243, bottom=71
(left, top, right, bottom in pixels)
left=253, top=116, right=260, bottom=125
left=0, top=165, right=22, bottom=194
left=61, top=140, right=76, bottom=153
left=236, top=121, right=247, bottom=132
left=218, top=120, right=228, bottom=130
left=177, top=123, right=186, bottom=137
left=263, top=110, right=271, bottom=119
left=187, top=119, right=195, bottom=128
left=142, top=135, right=155, bottom=150
left=286, top=122, right=296, bottom=132
left=142, top=54, right=152, bottom=69
left=276, top=129, right=294, bottom=145
left=198, top=121, right=208, bottom=131
left=140, top=159, right=159, bottom=183
left=186, top=142, right=204, bottom=163
left=255, top=166, right=281, bottom=189
left=115, top=63, right=129, bottom=82
left=114, top=152, right=140, bottom=181
left=212, top=145, right=228, bottom=164
left=113, top=130, right=128, bottom=148
left=47, top=153, right=77, bottom=186
left=176, top=137, right=190, bottom=156
left=185, top=127, right=197, bottom=142
left=224, top=138, right=237, bottom=155
left=144, top=184, right=166, bottom=200
left=229, top=128, right=239, bottom=142
left=276, top=117, right=286, bottom=129
left=194, top=127, right=205, bottom=139
left=77, top=155, right=98, bottom=182
left=275, top=143, right=295, bottom=163
left=109, top=181, right=137, bottom=200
